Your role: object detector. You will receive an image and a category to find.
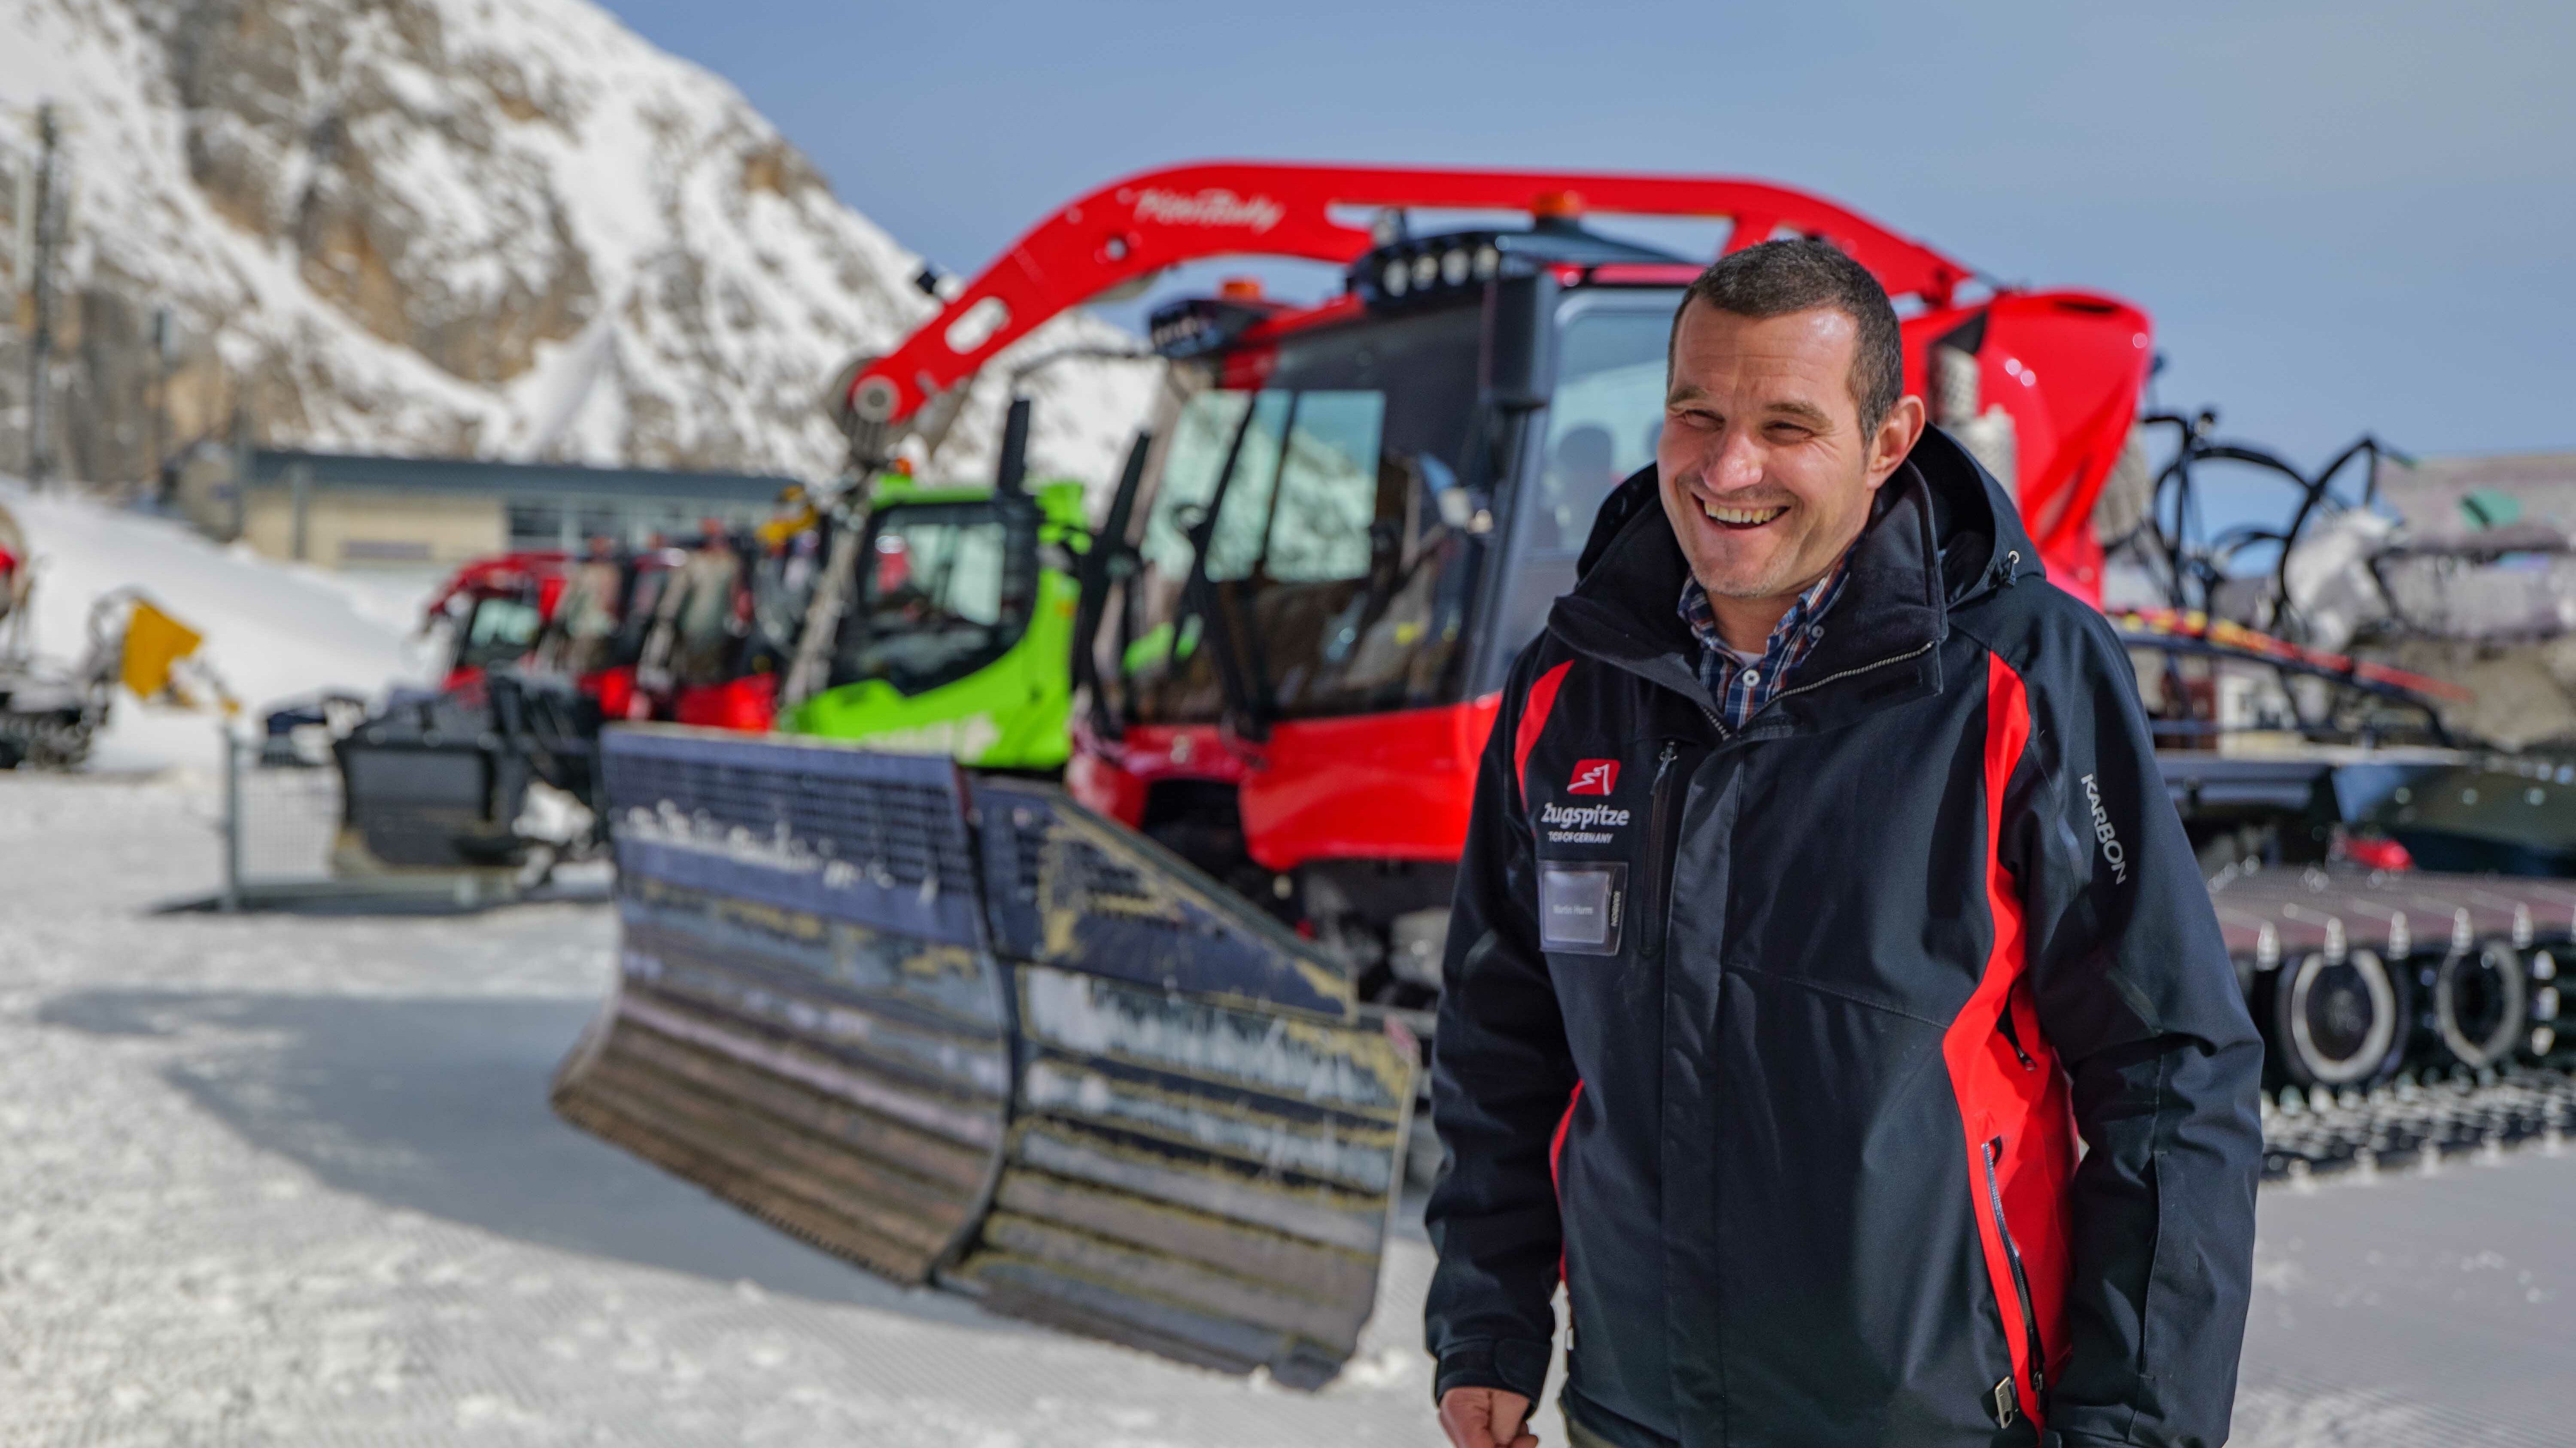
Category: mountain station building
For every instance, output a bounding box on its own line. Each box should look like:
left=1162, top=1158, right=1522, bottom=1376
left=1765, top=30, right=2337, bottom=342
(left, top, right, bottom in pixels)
left=175, top=449, right=802, bottom=569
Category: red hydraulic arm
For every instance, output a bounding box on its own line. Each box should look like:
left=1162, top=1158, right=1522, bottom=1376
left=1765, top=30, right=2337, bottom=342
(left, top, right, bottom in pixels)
left=843, top=161, right=1978, bottom=428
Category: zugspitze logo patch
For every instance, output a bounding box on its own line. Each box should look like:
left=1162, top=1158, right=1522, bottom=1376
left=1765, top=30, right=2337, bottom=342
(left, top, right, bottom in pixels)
left=1569, top=759, right=1620, bottom=795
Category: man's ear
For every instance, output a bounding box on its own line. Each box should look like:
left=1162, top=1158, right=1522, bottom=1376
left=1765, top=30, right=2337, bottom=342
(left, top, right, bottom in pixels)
left=1865, top=394, right=1928, bottom=491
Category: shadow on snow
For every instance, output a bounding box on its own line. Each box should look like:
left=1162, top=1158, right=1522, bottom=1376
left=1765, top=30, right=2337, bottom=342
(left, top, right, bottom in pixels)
left=36, top=986, right=1025, bottom=1334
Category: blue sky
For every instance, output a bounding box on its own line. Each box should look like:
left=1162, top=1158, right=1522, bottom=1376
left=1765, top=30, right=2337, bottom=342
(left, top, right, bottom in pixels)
left=605, top=0, right=2571, bottom=525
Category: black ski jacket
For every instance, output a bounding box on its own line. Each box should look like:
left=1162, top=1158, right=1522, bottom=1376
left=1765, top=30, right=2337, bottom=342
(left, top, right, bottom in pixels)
left=1425, top=431, right=2264, bottom=1448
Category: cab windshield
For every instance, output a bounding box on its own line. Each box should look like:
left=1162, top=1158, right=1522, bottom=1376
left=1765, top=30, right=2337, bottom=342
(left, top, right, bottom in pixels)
left=458, top=595, right=543, bottom=671
left=1484, top=302, right=1677, bottom=668
left=830, top=501, right=1036, bottom=697
left=1106, top=290, right=1682, bottom=723
left=1115, top=301, right=1485, bottom=724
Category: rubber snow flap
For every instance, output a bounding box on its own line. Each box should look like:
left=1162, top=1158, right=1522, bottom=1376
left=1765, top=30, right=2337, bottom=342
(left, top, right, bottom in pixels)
left=551, top=726, right=1416, bottom=1388
left=333, top=729, right=519, bottom=868
left=334, top=676, right=600, bottom=872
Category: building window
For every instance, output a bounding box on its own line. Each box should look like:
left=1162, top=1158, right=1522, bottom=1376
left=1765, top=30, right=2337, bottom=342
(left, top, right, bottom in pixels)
left=506, top=500, right=564, bottom=551
left=340, top=538, right=434, bottom=563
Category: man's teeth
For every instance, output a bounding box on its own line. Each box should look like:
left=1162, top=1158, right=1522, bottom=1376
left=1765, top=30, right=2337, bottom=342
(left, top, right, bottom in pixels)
left=1701, top=500, right=1786, bottom=526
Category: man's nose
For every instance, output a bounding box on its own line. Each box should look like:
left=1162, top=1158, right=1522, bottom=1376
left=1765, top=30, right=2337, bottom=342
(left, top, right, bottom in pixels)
left=1697, top=428, right=1765, bottom=493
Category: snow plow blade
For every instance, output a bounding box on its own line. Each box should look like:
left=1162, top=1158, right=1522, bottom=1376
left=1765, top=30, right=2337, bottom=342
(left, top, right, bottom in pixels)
left=551, top=726, right=1414, bottom=1388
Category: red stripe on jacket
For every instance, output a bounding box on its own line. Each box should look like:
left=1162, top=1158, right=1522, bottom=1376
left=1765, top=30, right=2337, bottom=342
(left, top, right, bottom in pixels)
left=1550, top=1079, right=1584, bottom=1285
left=1524, top=661, right=1578, bottom=1286
left=1939, top=651, right=2079, bottom=1430
left=1514, top=661, right=1573, bottom=803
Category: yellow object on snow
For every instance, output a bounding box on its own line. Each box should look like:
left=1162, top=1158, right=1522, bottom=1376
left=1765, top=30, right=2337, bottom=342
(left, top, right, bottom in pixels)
left=119, top=599, right=204, bottom=701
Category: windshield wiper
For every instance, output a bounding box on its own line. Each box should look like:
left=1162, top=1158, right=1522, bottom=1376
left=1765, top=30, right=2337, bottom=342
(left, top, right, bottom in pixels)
left=1151, top=395, right=1266, bottom=743
left=1073, top=431, right=1152, bottom=740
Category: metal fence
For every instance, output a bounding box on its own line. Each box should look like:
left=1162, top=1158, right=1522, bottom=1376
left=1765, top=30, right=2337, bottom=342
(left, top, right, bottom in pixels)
left=218, top=727, right=346, bottom=907
left=215, top=724, right=607, bottom=910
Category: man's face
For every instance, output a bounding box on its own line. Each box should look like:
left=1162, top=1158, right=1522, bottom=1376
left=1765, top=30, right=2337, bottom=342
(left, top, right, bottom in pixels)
left=1655, top=301, right=1918, bottom=602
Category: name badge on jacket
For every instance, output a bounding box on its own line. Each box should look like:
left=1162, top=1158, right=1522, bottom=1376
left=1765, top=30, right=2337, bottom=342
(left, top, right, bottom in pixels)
left=1539, top=861, right=1626, bottom=956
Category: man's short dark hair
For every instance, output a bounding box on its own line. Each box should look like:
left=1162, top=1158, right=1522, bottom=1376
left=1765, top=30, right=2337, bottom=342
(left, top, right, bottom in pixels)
left=1668, top=238, right=1904, bottom=436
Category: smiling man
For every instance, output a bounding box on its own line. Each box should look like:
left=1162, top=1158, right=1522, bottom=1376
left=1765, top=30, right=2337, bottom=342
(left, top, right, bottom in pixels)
left=1425, top=241, right=2264, bottom=1448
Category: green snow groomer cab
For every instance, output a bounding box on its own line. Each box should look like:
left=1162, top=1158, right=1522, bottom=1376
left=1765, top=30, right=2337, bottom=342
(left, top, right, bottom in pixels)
left=780, top=471, right=1089, bottom=771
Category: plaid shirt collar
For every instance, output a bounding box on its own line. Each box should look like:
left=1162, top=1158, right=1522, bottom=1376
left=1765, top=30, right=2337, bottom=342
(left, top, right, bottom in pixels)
left=1679, top=554, right=1852, bottom=732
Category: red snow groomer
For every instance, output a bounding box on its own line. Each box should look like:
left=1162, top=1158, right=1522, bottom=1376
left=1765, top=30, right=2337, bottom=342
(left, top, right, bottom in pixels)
left=1042, top=170, right=2147, bottom=1017
left=416, top=550, right=567, bottom=695
left=413, top=531, right=782, bottom=726
left=561, top=162, right=2576, bottom=1389
left=332, top=524, right=796, bottom=876
left=551, top=161, right=2165, bottom=1388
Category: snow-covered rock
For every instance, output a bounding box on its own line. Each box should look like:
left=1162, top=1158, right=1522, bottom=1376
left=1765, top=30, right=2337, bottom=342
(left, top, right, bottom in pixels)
left=0, top=0, right=1158, bottom=489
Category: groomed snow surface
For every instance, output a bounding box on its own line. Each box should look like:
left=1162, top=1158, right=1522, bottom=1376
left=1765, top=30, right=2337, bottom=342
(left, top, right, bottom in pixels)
left=0, top=774, right=1452, bottom=1445
left=3, top=493, right=2572, bottom=1444
left=8, top=778, right=2575, bottom=1445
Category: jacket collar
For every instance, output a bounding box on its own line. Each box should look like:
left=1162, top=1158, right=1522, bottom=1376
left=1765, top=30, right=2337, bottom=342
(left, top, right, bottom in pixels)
left=1545, top=426, right=2036, bottom=736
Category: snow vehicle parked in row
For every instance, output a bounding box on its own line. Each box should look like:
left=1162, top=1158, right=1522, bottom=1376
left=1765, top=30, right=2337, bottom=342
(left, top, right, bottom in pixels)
left=775, top=469, right=1093, bottom=771
left=0, top=499, right=227, bottom=767
left=2093, top=416, right=2576, bottom=1090
left=415, top=549, right=569, bottom=695
left=328, top=468, right=1093, bottom=875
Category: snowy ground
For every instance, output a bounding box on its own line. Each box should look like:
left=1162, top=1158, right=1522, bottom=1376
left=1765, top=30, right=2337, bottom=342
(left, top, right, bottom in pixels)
left=3, top=769, right=2571, bottom=1446
left=2239, top=1157, right=2576, bottom=1448
left=0, top=771, right=1449, bottom=1446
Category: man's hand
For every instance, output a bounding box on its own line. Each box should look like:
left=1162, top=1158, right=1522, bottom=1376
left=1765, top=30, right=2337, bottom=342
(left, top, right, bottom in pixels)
left=1438, top=1386, right=1537, bottom=1448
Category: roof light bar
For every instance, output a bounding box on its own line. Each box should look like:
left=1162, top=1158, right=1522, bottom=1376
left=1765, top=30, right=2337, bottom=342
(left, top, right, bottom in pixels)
left=1351, top=224, right=1686, bottom=312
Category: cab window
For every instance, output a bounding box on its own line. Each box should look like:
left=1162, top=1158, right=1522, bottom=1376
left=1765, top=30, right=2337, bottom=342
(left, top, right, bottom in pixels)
left=1119, top=300, right=1485, bottom=723
left=1486, top=301, right=1677, bottom=678
left=831, top=503, right=1036, bottom=696
left=459, top=596, right=542, bottom=670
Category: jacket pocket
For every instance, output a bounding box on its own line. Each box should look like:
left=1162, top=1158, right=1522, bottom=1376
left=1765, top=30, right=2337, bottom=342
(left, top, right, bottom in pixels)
left=1982, top=1135, right=2047, bottom=1415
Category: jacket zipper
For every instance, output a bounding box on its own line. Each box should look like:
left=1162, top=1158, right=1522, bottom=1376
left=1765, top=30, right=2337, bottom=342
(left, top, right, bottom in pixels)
left=1766, top=635, right=1941, bottom=710
left=1709, top=635, right=1939, bottom=742
left=1637, top=741, right=1682, bottom=959
left=1996, top=996, right=2037, bottom=1069
left=1983, top=1136, right=2047, bottom=1413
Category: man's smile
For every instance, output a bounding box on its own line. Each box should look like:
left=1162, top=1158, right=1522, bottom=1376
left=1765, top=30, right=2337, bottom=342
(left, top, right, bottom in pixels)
left=1696, top=496, right=1789, bottom=531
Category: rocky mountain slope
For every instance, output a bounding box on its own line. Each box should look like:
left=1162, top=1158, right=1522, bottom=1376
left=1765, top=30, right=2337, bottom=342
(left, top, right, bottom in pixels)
left=0, top=0, right=1158, bottom=488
